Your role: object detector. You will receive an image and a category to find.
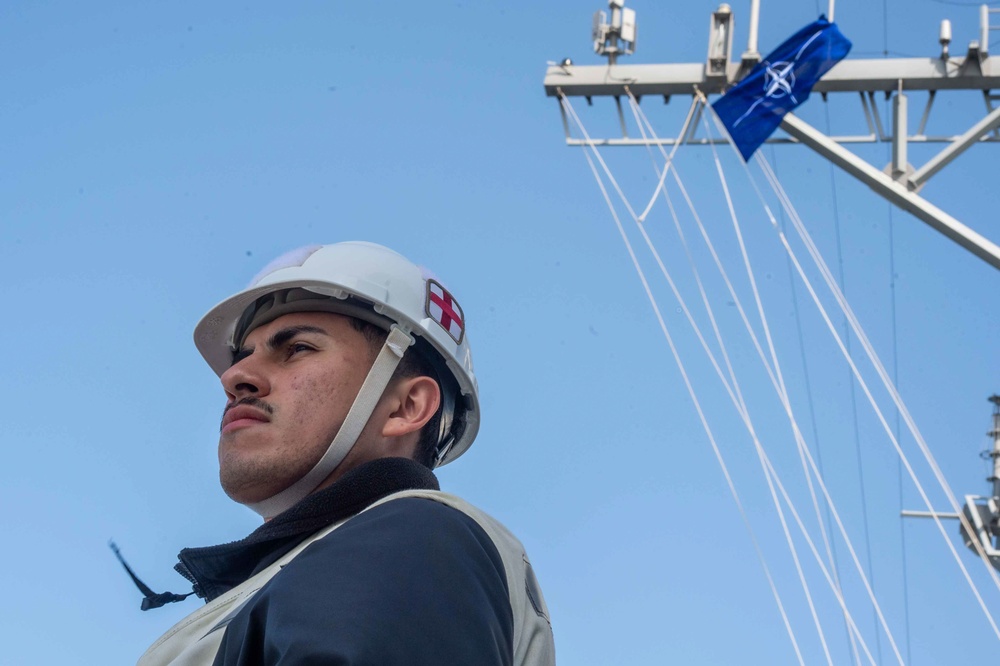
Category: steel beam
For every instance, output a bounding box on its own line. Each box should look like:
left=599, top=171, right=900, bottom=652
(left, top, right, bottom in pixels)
left=908, top=102, right=1000, bottom=189
left=544, top=56, right=1000, bottom=98
left=901, top=510, right=960, bottom=518
left=562, top=133, right=997, bottom=147
left=780, top=112, right=1000, bottom=270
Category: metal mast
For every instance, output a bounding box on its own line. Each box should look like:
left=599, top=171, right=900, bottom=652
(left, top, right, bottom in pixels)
left=902, top=396, right=1000, bottom=571
left=988, top=395, right=1000, bottom=502
left=543, top=1, right=1000, bottom=270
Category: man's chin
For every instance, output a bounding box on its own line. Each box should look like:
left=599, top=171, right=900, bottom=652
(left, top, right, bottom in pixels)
left=221, top=484, right=271, bottom=506
left=219, top=464, right=289, bottom=506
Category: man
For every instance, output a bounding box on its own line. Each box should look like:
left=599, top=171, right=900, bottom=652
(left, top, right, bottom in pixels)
left=139, top=242, right=555, bottom=665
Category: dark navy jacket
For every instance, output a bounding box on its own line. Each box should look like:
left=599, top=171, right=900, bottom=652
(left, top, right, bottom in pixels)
left=161, top=458, right=518, bottom=665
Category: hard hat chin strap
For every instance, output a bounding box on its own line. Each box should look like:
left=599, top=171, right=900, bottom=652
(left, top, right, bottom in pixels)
left=246, top=325, right=415, bottom=520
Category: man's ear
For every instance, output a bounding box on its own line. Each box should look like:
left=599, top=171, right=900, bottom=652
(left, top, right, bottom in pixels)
left=381, top=376, right=441, bottom=439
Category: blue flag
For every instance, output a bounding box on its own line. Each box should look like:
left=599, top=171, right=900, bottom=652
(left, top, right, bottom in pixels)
left=712, top=16, right=851, bottom=161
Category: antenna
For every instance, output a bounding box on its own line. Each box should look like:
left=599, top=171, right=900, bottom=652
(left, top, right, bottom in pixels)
left=592, top=0, right=637, bottom=65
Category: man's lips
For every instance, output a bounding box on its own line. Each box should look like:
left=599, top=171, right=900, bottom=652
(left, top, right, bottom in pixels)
left=221, top=405, right=271, bottom=434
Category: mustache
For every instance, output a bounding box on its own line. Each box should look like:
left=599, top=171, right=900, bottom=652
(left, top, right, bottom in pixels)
left=220, top=396, right=275, bottom=432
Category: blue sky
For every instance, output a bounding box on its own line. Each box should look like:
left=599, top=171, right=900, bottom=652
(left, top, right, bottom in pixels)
left=2, top=1, right=998, bottom=663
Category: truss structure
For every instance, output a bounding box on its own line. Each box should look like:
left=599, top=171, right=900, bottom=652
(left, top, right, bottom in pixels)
left=544, top=2, right=1000, bottom=269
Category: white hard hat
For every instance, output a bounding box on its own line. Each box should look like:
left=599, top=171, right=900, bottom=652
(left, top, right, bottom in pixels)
left=194, top=242, right=480, bottom=518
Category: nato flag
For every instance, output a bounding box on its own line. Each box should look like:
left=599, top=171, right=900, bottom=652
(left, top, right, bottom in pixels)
left=712, top=16, right=851, bottom=161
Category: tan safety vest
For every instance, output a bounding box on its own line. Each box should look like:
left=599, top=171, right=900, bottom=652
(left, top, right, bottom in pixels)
left=139, top=489, right=555, bottom=666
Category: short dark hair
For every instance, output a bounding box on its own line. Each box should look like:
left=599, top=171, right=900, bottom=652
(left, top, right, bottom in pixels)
left=349, top=318, right=443, bottom=468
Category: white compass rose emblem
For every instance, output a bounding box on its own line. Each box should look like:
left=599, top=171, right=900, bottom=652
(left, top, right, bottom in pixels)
left=729, top=27, right=824, bottom=129
left=763, top=61, right=798, bottom=102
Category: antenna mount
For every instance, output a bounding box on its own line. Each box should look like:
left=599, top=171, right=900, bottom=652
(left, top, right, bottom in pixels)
left=593, top=0, right=637, bottom=65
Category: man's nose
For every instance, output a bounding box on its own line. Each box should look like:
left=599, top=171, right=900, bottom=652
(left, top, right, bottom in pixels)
left=220, top=355, right=271, bottom=401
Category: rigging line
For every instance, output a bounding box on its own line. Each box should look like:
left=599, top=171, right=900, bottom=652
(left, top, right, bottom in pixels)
left=756, top=451, right=891, bottom=666
left=764, top=191, right=1000, bottom=646
left=626, top=106, right=835, bottom=654
left=700, top=104, right=820, bottom=535
left=621, top=97, right=767, bottom=427
left=702, top=113, right=912, bottom=661
left=769, top=143, right=862, bottom=666
left=570, top=93, right=884, bottom=663
left=562, top=94, right=833, bottom=664
left=622, top=96, right=805, bottom=496
left=703, top=109, right=892, bottom=665
left=734, top=168, right=915, bottom=666
left=755, top=150, right=1000, bottom=600
left=627, top=92, right=760, bottom=407
left=629, top=95, right=824, bottom=495
left=572, top=131, right=808, bottom=666
left=699, top=101, right=849, bottom=588
left=645, top=98, right=851, bottom=626
left=629, top=91, right=700, bottom=222
left=643, top=100, right=903, bottom=655
left=626, top=96, right=875, bottom=665
left=823, top=99, right=883, bottom=664
left=563, top=96, right=754, bottom=420
left=609, top=98, right=904, bottom=659
left=753, top=154, right=1000, bottom=639
left=564, top=93, right=764, bottom=431
left=745, top=415, right=837, bottom=666
left=626, top=94, right=754, bottom=424
left=631, top=103, right=880, bottom=654
left=628, top=97, right=789, bottom=401
left=558, top=98, right=640, bottom=221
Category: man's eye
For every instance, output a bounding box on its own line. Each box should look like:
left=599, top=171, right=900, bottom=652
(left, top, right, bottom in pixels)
left=288, top=342, right=314, bottom=356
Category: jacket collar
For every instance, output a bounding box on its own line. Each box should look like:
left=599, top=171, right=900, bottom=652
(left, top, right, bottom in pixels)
left=175, top=457, right=439, bottom=601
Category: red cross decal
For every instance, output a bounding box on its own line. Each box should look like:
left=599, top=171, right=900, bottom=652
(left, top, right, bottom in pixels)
left=426, top=280, right=465, bottom=343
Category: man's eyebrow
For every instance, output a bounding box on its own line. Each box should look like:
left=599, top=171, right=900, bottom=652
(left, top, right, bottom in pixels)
left=265, top=325, right=330, bottom=350
left=231, top=325, right=331, bottom=365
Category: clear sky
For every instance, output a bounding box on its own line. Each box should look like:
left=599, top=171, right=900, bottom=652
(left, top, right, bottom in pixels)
left=2, top=1, right=998, bottom=664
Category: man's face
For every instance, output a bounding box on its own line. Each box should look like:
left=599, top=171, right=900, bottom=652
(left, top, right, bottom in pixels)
left=217, top=311, right=378, bottom=504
